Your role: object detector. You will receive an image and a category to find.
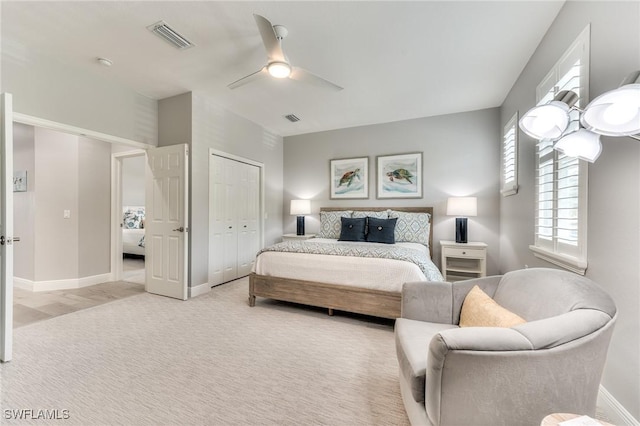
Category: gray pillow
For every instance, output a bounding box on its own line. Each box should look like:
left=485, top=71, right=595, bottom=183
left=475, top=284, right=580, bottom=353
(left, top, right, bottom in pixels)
left=338, top=217, right=366, bottom=242
left=366, top=217, right=397, bottom=244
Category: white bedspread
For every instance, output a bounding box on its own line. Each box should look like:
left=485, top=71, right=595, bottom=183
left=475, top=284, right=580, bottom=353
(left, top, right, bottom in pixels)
left=253, top=238, right=442, bottom=292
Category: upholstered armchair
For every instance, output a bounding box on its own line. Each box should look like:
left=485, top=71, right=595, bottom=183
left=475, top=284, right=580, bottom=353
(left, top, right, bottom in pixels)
left=395, top=268, right=617, bottom=426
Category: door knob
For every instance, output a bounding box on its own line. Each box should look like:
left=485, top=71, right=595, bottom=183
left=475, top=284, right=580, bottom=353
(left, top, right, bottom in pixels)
left=173, top=227, right=184, bottom=232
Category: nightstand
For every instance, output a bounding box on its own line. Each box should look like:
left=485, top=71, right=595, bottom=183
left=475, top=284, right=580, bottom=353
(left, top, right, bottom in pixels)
left=440, top=240, right=487, bottom=282
left=282, top=233, right=316, bottom=241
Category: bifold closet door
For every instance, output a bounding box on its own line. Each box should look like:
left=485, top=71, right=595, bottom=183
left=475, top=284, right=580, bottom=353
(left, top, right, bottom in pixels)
left=209, top=155, right=260, bottom=286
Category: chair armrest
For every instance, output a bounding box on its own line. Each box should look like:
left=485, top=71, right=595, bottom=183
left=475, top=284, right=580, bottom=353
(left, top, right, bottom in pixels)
left=401, top=281, right=454, bottom=323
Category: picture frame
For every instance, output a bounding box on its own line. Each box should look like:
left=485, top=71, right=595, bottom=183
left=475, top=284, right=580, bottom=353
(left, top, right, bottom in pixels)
left=329, top=157, right=369, bottom=199
left=376, top=152, right=422, bottom=199
left=13, top=170, right=27, bottom=192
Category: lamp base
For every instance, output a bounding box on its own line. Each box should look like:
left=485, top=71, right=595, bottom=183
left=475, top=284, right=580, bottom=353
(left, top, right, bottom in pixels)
left=455, top=217, right=468, bottom=243
left=296, top=216, right=305, bottom=236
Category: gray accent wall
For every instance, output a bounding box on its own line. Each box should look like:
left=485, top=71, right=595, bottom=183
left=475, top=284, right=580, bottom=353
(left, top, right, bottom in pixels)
left=283, top=108, right=501, bottom=273
left=13, top=123, right=35, bottom=281
left=499, top=1, right=640, bottom=418
left=158, top=92, right=284, bottom=289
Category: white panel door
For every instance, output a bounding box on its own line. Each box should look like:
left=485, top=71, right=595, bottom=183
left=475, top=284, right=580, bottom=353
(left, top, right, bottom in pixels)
left=237, top=163, right=260, bottom=276
left=0, top=93, right=14, bottom=362
left=208, top=155, right=225, bottom=285
left=145, top=144, right=188, bottom=300
left=222, top=158, right=238, bottom=282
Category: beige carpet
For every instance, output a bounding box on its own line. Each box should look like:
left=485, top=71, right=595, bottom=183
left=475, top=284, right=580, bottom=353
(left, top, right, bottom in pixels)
left=1, top=277, right=409, bottom=425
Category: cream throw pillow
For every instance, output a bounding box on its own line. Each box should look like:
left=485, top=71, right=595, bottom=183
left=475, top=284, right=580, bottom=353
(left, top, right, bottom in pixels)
left=459, top=285, right=526, bottom=328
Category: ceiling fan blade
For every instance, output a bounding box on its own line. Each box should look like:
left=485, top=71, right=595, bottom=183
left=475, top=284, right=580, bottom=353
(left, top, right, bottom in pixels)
left=253, top=14, right=286, bottom=63
left=227, top=67, right=268, bottom=90
left=290, top=67, right=344, bottom=91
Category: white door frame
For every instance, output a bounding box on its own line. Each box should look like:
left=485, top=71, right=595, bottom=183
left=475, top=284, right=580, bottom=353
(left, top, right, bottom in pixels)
left=110, top=149, right=146, bottom=282
left=1, top=93, right=14, bottom=362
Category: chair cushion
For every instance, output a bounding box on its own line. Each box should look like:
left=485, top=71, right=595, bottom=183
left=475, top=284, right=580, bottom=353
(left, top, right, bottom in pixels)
left=395, top=318, right=458, bottom=403
left=459, top=285, right=526, bottom=328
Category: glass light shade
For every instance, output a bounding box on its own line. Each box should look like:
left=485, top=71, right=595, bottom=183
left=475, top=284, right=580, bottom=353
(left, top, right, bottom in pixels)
left=290, top=199, right=311, bottom=216
left=267, top=62, right=291, bottom=78
left=519, top=101, right=572, bottom=140
left=446, top=197, right=477, bottom=217
left=581, top=84, right=640, bottom=136
left=553, top=129, right=602, bottom=163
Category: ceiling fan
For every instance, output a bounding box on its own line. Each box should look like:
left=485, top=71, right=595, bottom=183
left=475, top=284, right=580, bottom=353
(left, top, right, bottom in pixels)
left=228, top=14, right=343, bottom=91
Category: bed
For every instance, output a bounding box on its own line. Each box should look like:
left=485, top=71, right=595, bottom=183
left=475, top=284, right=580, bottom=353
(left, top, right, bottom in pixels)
left=249, top=207, right=442, bottom=319
left=122, top=206, right=146, bottom=257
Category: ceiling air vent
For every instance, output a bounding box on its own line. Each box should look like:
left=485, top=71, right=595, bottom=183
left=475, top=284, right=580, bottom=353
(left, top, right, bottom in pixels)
left=147, top=21, right=194, bottom=50
left=284, top=114, right=300, bottom=123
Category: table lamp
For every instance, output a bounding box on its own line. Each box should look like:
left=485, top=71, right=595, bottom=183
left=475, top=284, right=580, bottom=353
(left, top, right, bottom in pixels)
left=446, top=197, right=477, bottom=243
left=290, top=199, right=311, bottom=235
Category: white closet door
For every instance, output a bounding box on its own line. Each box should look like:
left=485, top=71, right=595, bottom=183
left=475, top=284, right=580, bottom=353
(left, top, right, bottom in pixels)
left=222, top=158, right=238, bottom=283
left=208, top=155, right=225, bottom=285
left=237, top=162, right=260, bottom=276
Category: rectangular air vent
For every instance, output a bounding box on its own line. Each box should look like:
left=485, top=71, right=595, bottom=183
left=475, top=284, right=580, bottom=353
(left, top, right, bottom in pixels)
left=147, top=21, right=194, bottom=50
left=284, top=114, right=300, bottom=122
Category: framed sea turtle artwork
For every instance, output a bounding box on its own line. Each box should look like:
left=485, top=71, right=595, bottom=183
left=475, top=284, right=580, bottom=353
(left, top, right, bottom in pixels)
left=329, top=157, right=369, bottom=199
left=376, top=152, right=422, bottom=199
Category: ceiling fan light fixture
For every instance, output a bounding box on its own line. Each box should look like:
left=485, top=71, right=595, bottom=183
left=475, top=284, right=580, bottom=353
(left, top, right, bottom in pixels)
left=268, top=62, right=291, bottom=79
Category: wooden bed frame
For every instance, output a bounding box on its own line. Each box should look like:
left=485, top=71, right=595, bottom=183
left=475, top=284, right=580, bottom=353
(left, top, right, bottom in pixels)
left=249, top=207, right=434, bottom=319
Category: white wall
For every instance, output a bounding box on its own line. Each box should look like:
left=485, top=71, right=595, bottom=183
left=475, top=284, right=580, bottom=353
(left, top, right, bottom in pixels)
left=122, top=155, right=145, bottom=207
left=12, top=123, right=35, bottom=281
left=13, top=126, right=112, bottom=285
left=78, top=137, right=111, bottom=278
left=33, top=128, right=79, bottom=281
left=283, top=109, right=501, bottom=273
left=2, top=38, right=157, bottom=146
left=158, top=91, right=284, bottom=289
left=499, top=1, right=640, bottom=419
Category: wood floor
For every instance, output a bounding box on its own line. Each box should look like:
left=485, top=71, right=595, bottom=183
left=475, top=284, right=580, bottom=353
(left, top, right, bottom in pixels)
left=13, top=258, right=145, bottom=328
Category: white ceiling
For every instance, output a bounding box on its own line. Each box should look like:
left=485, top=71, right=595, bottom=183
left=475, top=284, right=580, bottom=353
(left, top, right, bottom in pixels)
left=1, top=1, right=564, bottom=137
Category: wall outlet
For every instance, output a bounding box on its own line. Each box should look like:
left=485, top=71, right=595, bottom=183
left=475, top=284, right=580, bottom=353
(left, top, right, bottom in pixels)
left=63, top=210, right=71, bottom=219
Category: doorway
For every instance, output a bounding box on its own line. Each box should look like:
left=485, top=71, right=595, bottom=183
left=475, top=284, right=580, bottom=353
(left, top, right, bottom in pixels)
left=111, top=150, right=146, bottom=285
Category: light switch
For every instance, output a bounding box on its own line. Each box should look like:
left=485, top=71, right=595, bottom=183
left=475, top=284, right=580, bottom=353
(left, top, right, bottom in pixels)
left=63, top=210, right=71, bottom=219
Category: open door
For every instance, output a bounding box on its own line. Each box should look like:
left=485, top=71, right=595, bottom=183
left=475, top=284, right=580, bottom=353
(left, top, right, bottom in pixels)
left=145, top=144, right=188, bottom=300
left=0, top=94, right=14, bottom=362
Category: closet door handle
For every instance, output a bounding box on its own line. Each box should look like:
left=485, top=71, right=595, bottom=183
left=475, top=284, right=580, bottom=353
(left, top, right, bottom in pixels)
left=173, top=227, right=184, bottom=232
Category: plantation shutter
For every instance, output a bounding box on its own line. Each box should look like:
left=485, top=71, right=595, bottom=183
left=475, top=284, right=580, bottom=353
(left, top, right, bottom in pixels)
left=501, top=113, right=518, bottom=196
left=530, top=26, right=589, bottom=274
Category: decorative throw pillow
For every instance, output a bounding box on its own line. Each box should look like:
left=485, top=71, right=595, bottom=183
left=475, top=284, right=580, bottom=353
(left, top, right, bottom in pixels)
left=338, top=217, right=366, bottom=242
left=388, top=210, right=431, bottom=246
left=352, top=210, right=388, bottom=219
left=366, top=217, right=397, bottom=244
left=123, top=207, right=145, bottom=229
left=317, top=210, right=352, bottom=239
left=460, top=285, right=527, bottom=328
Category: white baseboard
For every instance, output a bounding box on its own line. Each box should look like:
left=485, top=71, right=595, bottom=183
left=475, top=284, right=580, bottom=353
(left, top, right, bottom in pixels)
left=13, top=273, right=114, bottom=292
left=599, top=385, right=639, bottom=426
left=189, top=282, right=211, bottom=298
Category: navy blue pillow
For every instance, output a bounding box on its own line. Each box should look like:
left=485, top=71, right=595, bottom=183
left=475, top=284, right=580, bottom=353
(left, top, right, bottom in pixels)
left=366, top=217, right=397, bottom=244
left=338, top=217, right=367, bottom=242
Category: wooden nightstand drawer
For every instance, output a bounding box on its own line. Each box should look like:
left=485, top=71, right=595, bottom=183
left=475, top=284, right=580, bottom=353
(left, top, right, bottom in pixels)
left=445, top=247, right=484, bottom=258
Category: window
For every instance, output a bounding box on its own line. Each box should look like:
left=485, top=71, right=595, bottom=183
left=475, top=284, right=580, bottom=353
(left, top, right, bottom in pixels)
left=529, top=26, right=590, bottom=275
left=501, top=112, right=519, bottom=196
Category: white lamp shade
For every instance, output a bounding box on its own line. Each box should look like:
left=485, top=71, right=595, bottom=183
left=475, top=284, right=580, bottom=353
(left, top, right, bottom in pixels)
left=519, top=101, right=572, bottom=140
left=554, top=129, right=602, bottom=163
left=290, top=199, right=311, bottom=216
left=447, top=197, right=477, bottom=217
left=580, top=84, right=640, bottom=136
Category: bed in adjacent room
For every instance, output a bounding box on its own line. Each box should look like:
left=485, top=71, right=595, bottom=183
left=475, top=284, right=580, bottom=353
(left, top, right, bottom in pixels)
left=122, top=206, right=146, bottom=257
left=249, top=207, right=442, bottom=319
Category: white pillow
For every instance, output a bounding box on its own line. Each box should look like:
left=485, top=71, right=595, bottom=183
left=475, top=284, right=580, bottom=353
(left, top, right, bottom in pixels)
left=317, top=211, right=353, bottom=239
